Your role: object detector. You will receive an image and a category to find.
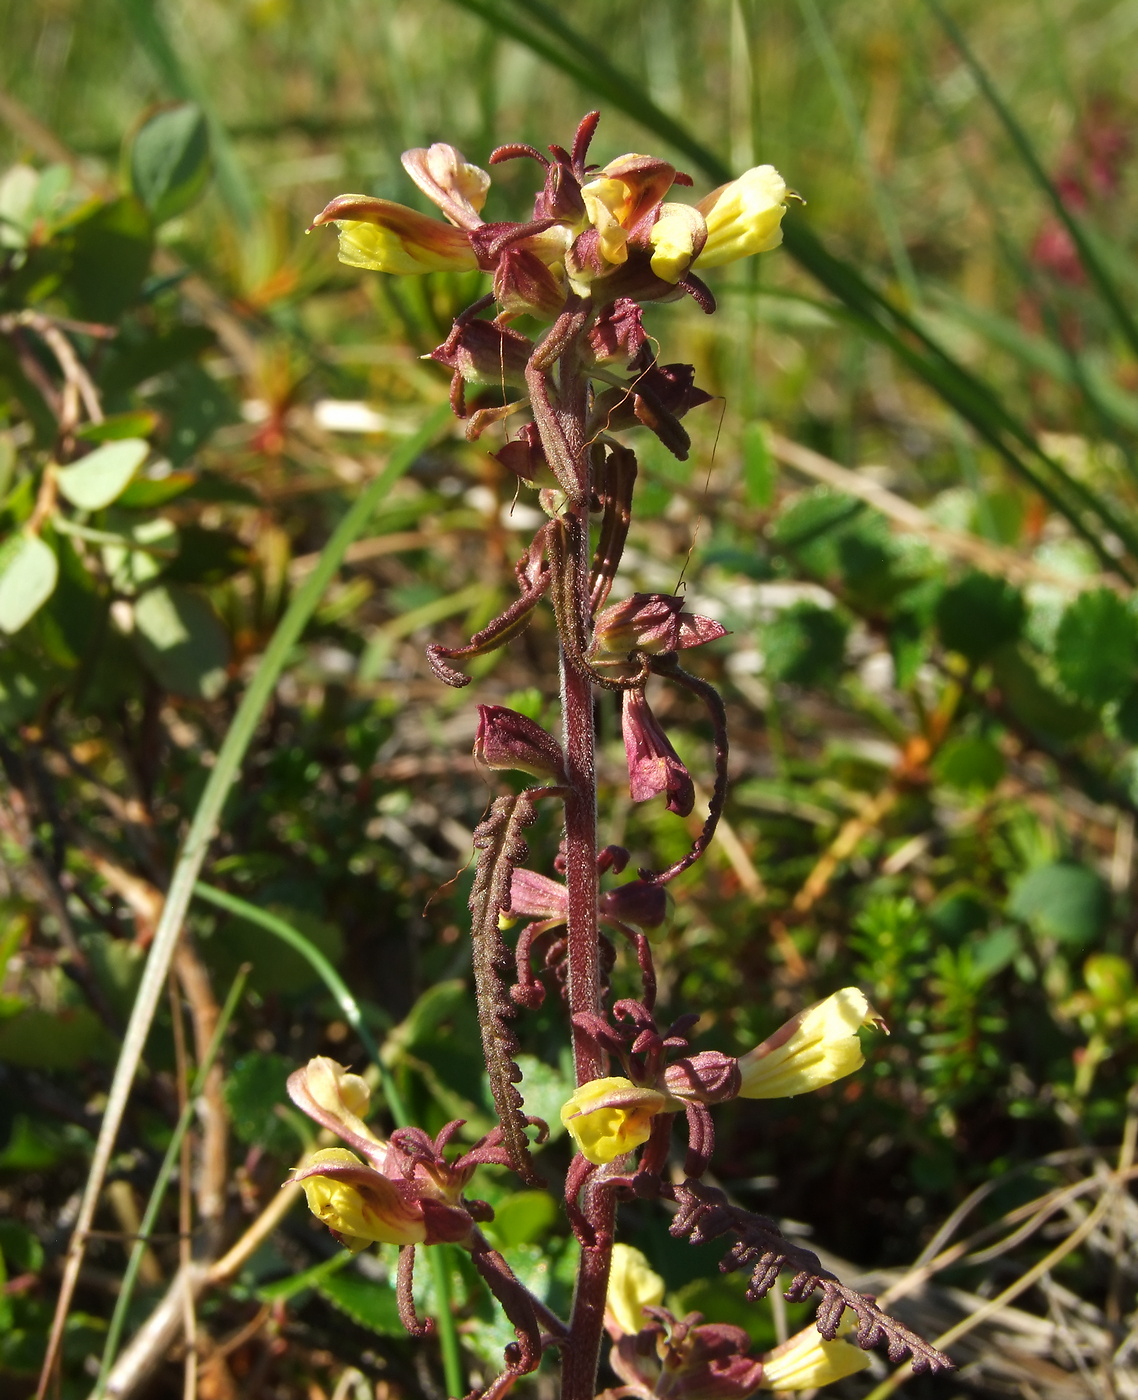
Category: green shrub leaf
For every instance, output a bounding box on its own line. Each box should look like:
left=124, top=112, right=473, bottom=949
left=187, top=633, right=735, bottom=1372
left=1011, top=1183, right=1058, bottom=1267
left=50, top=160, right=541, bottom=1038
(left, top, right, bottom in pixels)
left=0, top=533, right=58, bottom=634
left=56, top=439, right=148, bottom=510
left=935, top=571, right=1025, bottom=663
left=130, top=104, right=211, bottom=224
left=1009, top=861, right=1108, bottom=948
left=131, top=583, right=229, bottom=698
left=1054, top=587, right=1138, bottom=708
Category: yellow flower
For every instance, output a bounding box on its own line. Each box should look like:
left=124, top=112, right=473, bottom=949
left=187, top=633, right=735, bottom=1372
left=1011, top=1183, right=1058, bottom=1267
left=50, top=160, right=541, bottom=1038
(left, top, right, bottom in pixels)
left=737, top=989, right=881, bottom=1099
left=695, top=165, right=788, bottom=270
left=294, top=1148, right=428, bottom=1251
left=311, top=194, right=479, bottom=276
left=606, top=1243, right=666, bottom=1336
left=559, top=1075, right=672, bottom=1165
left=760, top=1319, right=871, bottom=1390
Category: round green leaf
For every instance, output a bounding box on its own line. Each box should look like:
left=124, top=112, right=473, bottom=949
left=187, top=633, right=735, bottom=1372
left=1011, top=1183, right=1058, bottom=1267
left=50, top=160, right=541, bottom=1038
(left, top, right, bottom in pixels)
left=936, top=571, right=1025, bottom=663
left=0, top=533, right=58, bottom=634
left=1009, top=861, right=1108, bottom=948
left=130, top=104, right=211, bottom=224
left=132, top=584, right=229, bottom=699
left=1055, top=587, right=1138, bottom=708
left=55, top=439, right=148, bottom=510
left=763, top=601, right=848, bottom=685
left=932, top=734, right=1005, bottom=793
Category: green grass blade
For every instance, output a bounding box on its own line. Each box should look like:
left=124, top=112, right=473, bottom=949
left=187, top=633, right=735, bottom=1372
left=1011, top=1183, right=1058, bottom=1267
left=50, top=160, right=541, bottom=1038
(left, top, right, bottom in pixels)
left=38, top=406, right=451, bottom=1400
left=192, top=882, right=398, bottom=1115
left=924, top=0, right=1138, bottom=364
left=93, top=967, right=249, bottom=1397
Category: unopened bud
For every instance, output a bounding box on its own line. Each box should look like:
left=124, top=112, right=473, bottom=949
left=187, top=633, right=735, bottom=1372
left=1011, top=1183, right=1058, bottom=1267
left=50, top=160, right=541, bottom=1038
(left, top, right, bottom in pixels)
left=663, top=1051, right=741, bottom=1105
left=599, top=878, right=670, bottom=932
left=475, top=705, right=567, bottom=783
left=430, top=319, right=533, bottom=387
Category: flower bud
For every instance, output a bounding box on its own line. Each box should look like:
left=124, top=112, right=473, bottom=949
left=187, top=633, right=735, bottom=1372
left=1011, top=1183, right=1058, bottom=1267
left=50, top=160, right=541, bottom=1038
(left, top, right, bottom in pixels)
left=737, top=988, right=882, bottom=1099
left=605, top=1243, right=665, bottom=1337
left=310, top=194, right=478, bottom=275
left=401, top=143, right=489, bottom=229
left=560, top=1075, right=674, bottom=1165
left=695, top=165, right=788, bottom=270
left=592, top=593, right=726, bottom=663
left=599, top=878, right=670, bottom=933
left=475, top=705, right=567, bottom=783
left=287, top=1056, right=387, bottom=1165
left=430, top=319, right=533, bottom=388
left=663, top=1051, right=742, bottom=1105
left=759, top=1319, right=870, bottom=1390
left=611, top=1317, right=765, bottom=1400
left=622, top=689, right=695, bottom=817
left=492, top=245, right=567, bottom=319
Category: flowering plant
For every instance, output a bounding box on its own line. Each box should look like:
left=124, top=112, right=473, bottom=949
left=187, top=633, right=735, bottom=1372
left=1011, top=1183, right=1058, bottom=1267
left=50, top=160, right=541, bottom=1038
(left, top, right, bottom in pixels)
left=293, top=113, right=952, bottom=1400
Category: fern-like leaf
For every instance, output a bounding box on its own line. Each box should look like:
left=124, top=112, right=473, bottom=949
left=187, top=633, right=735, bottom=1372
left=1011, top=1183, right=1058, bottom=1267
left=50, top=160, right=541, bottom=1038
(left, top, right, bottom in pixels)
left=668, top=1181, right=953, bottom=1375
left=469, top=792, right=542, bottom=1184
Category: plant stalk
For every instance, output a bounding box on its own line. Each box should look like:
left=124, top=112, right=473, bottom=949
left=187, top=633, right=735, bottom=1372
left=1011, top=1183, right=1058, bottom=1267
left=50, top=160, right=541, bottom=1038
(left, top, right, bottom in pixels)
left=554, top=340, right=614, bottom=1400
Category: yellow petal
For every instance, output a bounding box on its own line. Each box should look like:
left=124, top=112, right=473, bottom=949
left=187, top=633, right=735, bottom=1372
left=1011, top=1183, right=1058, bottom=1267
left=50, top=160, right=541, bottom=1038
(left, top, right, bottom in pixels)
left=649, top=203, right=707, bottom=283
left=559, top=1076, right=670, bottom=1165
left=606, top=1243, right=665, bottom=1336
left=738, top=989, right=875, bottom=1099
left=695, top=165, right=787, bottom=270
left=760, top=1321, right=871, bottom=1390
left=580, top=178, right=631, bottom=265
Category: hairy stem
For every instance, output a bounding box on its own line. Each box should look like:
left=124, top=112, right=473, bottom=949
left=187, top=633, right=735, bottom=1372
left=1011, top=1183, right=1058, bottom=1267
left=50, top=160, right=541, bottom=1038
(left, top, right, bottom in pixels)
left=552, top=329, right=614, bottom=1400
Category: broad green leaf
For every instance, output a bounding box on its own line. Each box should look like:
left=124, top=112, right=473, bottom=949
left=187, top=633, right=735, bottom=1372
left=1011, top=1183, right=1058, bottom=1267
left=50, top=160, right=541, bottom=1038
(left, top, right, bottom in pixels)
left=0, top=165, right=37, bottom=249
left=55, top=439, right=149, bottom=510
left=317, top=1271, right=403, bottom=1336
left=1054, top=588, right=1138, bottom=708
left=116, top=471, right=197, bottom=509
left=102, top=515, right=180, bottom=594
left=936, top=572, right=1025, bottom=663
left=763, top=602, right=848, bottom=685
left=0, top=533, right=58, bottom=634
left=0, top=1005, right=113, bottom=1068
left=132, top=584, right=229, bottom=699
left=130, top=104, right=211, bottom=224
left=932, top=734, right=1005, bottom=793
left=62, top=195, right=154, bottom=323
left=75, top=412, right=159, bottom=444
left=224, top=1052, right=296, bottom=1154
left=1009, top=861, right=1108, bottom=948
left=257, top=1250, right=352, bottom=1303
left=483, top=1190, right=559, bottom=1250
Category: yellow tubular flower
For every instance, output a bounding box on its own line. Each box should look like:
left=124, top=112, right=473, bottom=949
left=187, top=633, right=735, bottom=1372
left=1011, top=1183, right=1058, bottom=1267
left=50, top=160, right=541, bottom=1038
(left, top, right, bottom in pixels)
left=606, top=1243, right=666, bottom=1336
left=695, top=165, right=788, bottom=269
left=560, top=1075, right=672, bottom=1165
left=295, top=1148, right=428, bottom=1251
left=737, top=988, right=880, bottom=1099
left=760, top=1319, right=871, bottom=1390
left=310, top=195, right=478, bottom=276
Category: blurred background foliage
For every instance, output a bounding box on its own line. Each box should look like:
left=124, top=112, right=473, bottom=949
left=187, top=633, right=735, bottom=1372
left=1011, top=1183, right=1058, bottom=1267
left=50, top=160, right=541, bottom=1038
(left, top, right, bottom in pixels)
left=1, top=1, right=1137, bottom=1397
